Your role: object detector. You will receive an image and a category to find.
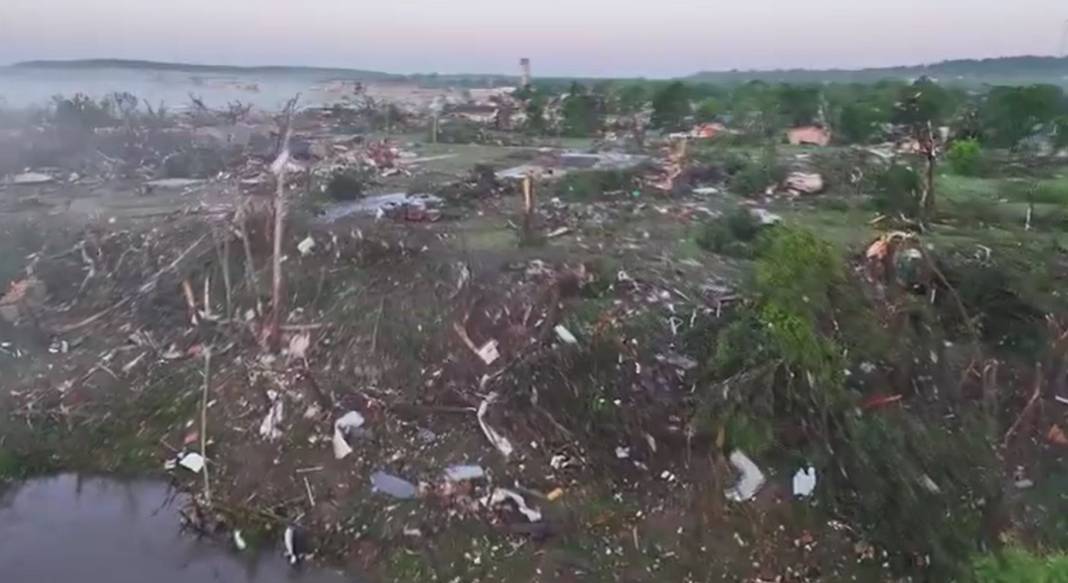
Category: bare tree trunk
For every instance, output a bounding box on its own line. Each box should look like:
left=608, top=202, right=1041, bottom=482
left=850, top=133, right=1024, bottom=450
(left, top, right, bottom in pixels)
left=521, top=175, right=536, bottom=244
left=264, top=95, right=300, bottom=352
left=917, top=121, right=938, bottom=224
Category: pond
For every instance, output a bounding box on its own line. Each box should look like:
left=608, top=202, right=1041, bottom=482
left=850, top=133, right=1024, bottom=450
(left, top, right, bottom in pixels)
left=0, top=474, right=357, bottom=583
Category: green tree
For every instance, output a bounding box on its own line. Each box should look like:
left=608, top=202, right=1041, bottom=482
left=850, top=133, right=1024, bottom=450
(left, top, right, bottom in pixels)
left=524, top=93, right=547, bottom=134
left=615, top=84, right=648, bottom=116
left=730, top=81, right=783, bottom=138
left=893, top=78, right=960, bottom=222
left=1055, top=116, right=1068, bottom=150
left=837, top=102, right=886, bottom=143
left=980, top=84, right=1067, bottom=148
left=694, top=97, right=721, bottom=123
left=946, top=139, right=983, bottom=176
left=893, top=77, right=958, bottom=126
left=651, top=81, right=692, bottom=131
left=561, top=82, right=602, bottom=137
left=777, top=84, right=822, bottom=127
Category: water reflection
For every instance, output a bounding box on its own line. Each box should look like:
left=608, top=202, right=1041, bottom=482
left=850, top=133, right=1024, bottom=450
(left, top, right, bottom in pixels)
left=0, top=474, right=355, bottom=583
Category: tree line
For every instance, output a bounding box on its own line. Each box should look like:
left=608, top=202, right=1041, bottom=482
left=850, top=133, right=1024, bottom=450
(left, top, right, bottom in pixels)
left=514, top=78, right=1068, bottom=150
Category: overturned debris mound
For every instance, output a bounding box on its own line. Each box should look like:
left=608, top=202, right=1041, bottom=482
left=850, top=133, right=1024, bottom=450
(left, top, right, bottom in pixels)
left=783, top=172, right=825, bottom=196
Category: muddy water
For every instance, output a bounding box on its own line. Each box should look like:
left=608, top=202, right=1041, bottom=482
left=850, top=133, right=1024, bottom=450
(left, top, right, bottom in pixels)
left=0, top=474, right=356, bottom=583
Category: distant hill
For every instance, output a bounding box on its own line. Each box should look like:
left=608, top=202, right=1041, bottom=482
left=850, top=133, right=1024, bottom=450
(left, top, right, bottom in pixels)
left=686, top=55, right=1068, bottom=86
left=11, top=59, right=401, bottom=81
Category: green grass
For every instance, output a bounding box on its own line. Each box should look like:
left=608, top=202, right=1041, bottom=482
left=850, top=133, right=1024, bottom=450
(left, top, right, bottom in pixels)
left=972, top=548, right=1068, bottom=583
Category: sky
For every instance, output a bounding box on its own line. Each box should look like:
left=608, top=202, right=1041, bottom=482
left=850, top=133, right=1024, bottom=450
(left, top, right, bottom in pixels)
left=1, top=0, right=1066, bottom=77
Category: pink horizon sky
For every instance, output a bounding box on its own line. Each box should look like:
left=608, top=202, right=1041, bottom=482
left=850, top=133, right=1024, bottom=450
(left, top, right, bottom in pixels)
left=2, top=0, right=1066, bottom=77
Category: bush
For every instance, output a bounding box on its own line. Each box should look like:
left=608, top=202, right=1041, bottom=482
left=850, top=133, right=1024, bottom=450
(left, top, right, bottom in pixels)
left=702, top=226, right=1000, bottom=578
left=695, top=206, right=763, bottom=257
left=325, top=167, right=372, bottom=201
left=729, top=144, right=786, bottom=196
left=871, top=163, right=921, bottom=216
left=50, top=93, right=119, bottom=129
left=947, top=139, right=983, bottom=176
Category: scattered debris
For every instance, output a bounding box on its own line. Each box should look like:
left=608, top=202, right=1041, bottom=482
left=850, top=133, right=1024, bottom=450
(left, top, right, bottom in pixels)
left=332, top=411, right=366, bottom=460
left=259, top=390, right=285, bottom=441
left=793, top=466, right=817, bottom=497
left=476, top=341, right=500, bottom=365
left=287, top=332, right=311, bottom=362
left=233, top=530, right=248, bottom=551
left=657, top=352, right=698, bottom=371
left=371, top=471, right=418, bottom=499
left=454, top=321, right=500, bottom=365
left=317, top=192, right=442, bottom=223
left=786, top=126, right=832, bottom=147
left=444, top=464, right=486, bottom=482
left=725, top=450, right=766, bottom=502
left=553, top=324, right=578, bottom=345
left=751, top=208, right=782, bottom=225
left=283, top=525, right=305, bottom=565
left=477, top=393, right=514, bottom=458
left=165, top=451, right=206, bottom=474
left=783, top=172, right=825, bottom=195
left=145, top=178, right=205, bottom=189
left=0, top=278, right=46, bottom=324
left=297, top=235, right=316, bottom=256
left=1048, top=424, right=1068, bottom=446
left=484, top=488, right=542, bottom=522
left=8, top=172, right=55, bottom=185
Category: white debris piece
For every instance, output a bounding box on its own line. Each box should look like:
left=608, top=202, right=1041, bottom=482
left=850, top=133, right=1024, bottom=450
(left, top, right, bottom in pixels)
left=476, top=340, right=500, bottom=365
left=332, top=410, right=365, bottom=460
left=271, top=149, right=291, bottom=176
left=615, top=446, right=630, bottom=459
left=920, top=474, right=942, bottom=494
left=784, top=172, right=825, bottom=195
left=178, top=452, right=205, bottom=474
left=283, top=526, right=298, bottom=565
left=287, top=332, right=311, bottom=361
left=233, top=530, right=248, bottom=551
left=485, top=488, right=542, bottom=522
left=259, top=390, right=285, bottom=441
left=725, top=450, right=766, bottom=502
left=297, top=235, right=316, bottom=256
left=554, top=325, right=578, bottom=345
left=444, top=464, right=486, bottom=482
left=145, top=178, right=203, bottom=189
left=751, top=208, right=783, bottom=225
left=793, top=466, right=817, bottom=497
left=477, top=392, right=514, bottom=458
left=371, top=471, right=418, bottom=499
left=10, top=172, right=55, bottom=185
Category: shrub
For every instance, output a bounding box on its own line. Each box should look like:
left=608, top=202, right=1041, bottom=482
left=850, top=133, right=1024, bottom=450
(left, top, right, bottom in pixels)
left=730, top=144, right=786, bottom=196
left=871, top=163, right=921, bottom=216
left=947, top=138, right=983, bottom=176
left=695, top=206, right=763, bottom=257
left=702, top=226, right=1000, bottom=578
left=50, top=93, right=118, bottom=129
left=325, top=167, right=372, bottom=201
